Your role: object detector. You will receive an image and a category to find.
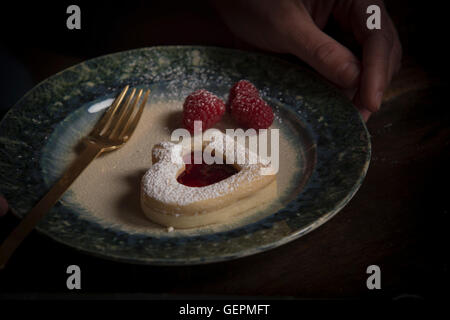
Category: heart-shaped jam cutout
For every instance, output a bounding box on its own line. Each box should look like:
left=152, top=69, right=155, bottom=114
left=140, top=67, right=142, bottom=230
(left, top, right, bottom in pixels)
left=177, top=152, right=238, bottom=187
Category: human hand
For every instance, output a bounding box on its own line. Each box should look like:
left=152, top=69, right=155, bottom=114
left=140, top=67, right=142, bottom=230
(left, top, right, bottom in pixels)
left=212, top=0, right=402, bottom=121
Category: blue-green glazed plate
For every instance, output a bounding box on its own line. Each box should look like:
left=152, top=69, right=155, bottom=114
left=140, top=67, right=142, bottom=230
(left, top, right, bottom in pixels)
left=0, top=46, right=370, bottom=265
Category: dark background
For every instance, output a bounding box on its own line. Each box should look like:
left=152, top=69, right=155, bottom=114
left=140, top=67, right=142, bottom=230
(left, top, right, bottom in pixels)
left=0, top=0, right=448, bottom=300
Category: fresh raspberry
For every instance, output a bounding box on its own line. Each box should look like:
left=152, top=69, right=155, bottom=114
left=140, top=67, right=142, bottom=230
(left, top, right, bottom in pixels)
left=227, top=80, right=259, bottom=111
left=231, top=95, right=274, bottom=129
left=183, top=89, right=226, bottom=133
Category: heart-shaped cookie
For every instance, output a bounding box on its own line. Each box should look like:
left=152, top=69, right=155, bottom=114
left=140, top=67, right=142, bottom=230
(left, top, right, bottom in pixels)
left=140, top=130, right=277, bottom=228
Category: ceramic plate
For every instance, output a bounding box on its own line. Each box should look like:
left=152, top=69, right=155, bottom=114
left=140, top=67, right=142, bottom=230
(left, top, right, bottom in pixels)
left=0, top=46, right=370, bottom=265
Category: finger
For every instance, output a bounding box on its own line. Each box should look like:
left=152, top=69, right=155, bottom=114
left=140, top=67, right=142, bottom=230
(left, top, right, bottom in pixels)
left=359, top=31, right=392, bottom=112
left=353, top=89, right=372, bottom=122
left=341, top=83, right=370, bottom=121
left=287, top=16, right=361, bottom=89
left=359, top=108, right=372, bottom=122
left=348, top=0, right=400, bottom=112
left=0, top=196, right=8, bottom=217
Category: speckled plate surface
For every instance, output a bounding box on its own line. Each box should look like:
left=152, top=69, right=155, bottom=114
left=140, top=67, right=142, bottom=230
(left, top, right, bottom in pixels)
left=0, top=46, right=370, bottom=265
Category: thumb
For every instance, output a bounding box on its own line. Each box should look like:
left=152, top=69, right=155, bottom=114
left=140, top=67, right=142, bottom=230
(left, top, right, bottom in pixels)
left=287, top=16, right=360, bottom=89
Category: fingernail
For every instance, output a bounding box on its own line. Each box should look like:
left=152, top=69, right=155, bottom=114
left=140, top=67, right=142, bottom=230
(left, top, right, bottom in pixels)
left=360, top=108, right=372, bottom=122
left=375, top=91, right=383, bottom=111
left=341, top=62, right=360, bottom=88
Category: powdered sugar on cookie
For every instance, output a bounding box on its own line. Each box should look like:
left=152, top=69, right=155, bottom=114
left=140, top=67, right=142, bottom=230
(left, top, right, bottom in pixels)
left=141, top=131, right=272, bottom=207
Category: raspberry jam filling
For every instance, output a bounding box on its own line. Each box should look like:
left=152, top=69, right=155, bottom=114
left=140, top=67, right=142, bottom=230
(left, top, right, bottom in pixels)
left=177, top=152, right=238, bottom=187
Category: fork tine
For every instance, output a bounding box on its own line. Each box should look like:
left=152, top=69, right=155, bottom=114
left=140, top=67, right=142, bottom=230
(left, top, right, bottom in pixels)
left=91, top=85, right=129, bottom=136
left=102, top=88, right=135, bottom=137
left=109, top=89, right=142, bottom=139
left=119, top=89, right=150, bottom=140
left=104, top=88, right=136, bottom=137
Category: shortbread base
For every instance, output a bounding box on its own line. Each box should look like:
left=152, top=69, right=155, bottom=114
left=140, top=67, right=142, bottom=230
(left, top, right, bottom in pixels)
left=141, top=180, right=278, bottom=229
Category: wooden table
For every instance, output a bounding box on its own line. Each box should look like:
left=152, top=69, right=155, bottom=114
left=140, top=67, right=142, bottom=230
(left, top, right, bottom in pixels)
left=0, top=1, right=448, bottom=300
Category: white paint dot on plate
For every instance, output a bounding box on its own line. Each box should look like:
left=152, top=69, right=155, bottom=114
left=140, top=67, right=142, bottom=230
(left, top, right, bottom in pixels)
left=88, top=98, right=115, bottom=113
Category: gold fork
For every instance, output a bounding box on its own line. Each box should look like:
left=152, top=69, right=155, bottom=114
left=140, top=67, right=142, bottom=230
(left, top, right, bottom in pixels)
left=0, top=85, right=150, bottom=269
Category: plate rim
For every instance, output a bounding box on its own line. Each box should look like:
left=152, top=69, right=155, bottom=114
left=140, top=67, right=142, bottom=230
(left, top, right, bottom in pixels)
left=0, top=45, right=371, bottom=265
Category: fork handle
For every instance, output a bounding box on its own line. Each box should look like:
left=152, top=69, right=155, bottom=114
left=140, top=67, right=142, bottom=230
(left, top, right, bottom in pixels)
left=0, top=142, right=103, bottom=269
